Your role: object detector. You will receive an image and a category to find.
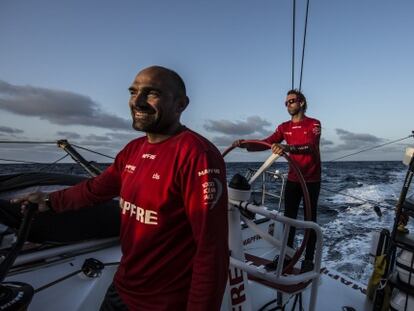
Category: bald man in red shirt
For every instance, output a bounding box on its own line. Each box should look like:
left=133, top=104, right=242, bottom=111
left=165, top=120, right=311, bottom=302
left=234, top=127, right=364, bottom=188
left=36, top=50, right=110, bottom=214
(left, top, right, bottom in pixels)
left=15, top=66, right=229, bottom=310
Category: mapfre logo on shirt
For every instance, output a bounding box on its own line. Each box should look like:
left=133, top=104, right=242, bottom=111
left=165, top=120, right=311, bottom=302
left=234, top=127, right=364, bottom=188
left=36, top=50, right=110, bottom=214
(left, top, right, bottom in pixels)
left=198, top=168, right=220, bottom=176
left=119, top=198, right=158, bottom=225
left=142, top=153, right=156, bottom=160
left=124, top=164, right=136, bottom=173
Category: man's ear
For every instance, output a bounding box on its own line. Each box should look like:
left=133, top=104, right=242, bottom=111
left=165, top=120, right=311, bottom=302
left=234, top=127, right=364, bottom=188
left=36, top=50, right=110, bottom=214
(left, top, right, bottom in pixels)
left=176, top=96, right=189, bottom=113
left=300, top=102, right=304, bottom=107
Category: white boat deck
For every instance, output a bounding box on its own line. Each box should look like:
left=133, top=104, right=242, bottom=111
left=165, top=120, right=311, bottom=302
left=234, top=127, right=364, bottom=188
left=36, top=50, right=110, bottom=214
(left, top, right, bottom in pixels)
left=4, top=236, right=375, bottom=311
left=246, top=272, right=372, bottom=311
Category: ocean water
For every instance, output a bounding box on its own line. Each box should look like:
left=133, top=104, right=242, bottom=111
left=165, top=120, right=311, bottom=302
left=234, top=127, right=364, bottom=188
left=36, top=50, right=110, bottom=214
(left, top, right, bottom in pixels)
left=0, top=160, right=412, bottom=285
left=228, top=161, right=413, bottom=286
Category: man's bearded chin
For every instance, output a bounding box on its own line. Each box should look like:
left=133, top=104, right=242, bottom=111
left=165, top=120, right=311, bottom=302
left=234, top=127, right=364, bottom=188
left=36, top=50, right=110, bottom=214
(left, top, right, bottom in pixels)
left=132, top=118, right=164, bottom=133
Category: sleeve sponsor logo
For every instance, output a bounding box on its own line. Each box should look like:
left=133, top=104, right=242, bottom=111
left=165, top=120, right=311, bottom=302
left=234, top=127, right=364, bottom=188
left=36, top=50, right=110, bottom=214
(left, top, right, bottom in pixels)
left=119, top=198, right=158, bottom=225
left=124, top=164, right=136, bottom=173
left=142, top=153, right=157, bottom=160
left=198, top=168, right=220, bottom=176
left=202, top=178, right=223, bottom=209
left=312, top=124, right=321, bottom=135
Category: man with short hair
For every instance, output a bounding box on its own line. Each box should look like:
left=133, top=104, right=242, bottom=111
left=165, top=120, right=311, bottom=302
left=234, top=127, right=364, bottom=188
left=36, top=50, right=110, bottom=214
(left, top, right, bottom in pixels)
left=233, top=89, right=321, bottom=272
left=14, top=66, right=229, bottom=310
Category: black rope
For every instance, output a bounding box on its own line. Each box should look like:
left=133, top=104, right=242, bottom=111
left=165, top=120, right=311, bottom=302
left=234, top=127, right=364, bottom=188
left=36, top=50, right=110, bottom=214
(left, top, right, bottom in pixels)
left=34, top=270, right=81, bottom=293
left=291, top=0, right=296, bottom=89
left=258, top=298, right=278, bottom=311
left=71, top=144, right=115, bottom=160
left=299, top=0, right=310, bottom=91
left=327, top=134, right=414, bottom=162
left=34, top=261, right=120, bottom=293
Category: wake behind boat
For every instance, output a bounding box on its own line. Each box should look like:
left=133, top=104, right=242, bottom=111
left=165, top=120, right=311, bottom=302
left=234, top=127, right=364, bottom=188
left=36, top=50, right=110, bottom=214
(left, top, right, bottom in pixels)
left=0, top=139, right=413, bottom=310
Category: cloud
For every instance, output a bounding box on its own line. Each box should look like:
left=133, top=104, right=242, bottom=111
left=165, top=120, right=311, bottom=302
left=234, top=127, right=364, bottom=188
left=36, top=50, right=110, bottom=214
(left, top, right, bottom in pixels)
left=107, top=132, right=140, bottom=142
left=203, top=116, right=273, bottom=147
left=335, top=129, right=383, bottom=148
left=85, top=134, right=112, bottom=142
left=209, top=135, right=239, bottom=147
left=320, top=138, right=334, bottom=146
left=0, top=80, right=130, bottom=130
left=66, top=131, right=140, bottom=161
left=204, top=116, right=272, bottom=136
left=75, top=131, right=139, bottom=151
left=56, top=131, right=81, bottom=139
left=0, top=126, right=24, bottom=134
left=322, top=128, right=385, bottom=154
left=321, top=128, right=395, bottom=161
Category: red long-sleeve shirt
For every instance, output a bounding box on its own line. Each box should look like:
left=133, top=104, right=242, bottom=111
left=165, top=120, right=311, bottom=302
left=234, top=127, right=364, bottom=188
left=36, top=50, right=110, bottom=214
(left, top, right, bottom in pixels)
left=50, top=128, right=229, bottom=310
left=262, top=116, right=321, bottom=182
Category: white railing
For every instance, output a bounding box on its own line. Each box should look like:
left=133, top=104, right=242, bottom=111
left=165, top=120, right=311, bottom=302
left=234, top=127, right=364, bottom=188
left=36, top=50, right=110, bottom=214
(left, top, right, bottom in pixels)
left=225, top=198, right=323, bottom=311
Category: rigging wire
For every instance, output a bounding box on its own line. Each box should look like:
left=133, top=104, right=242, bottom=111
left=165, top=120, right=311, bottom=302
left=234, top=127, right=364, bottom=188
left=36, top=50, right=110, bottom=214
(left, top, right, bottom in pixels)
left=291, top=0, right=296, bottom=89
left=291, top=0, right=310, bottom=91
left=71, top=144, right=115, bottom=160
left=299, top=0, right=310, bottom=91
left=327, top=133, right=414, bottom=162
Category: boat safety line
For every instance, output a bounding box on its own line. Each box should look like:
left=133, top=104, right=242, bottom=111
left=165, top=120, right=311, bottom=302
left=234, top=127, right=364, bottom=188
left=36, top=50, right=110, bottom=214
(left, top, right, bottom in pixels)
left=327, top=133, right=414, bottom=162
left=0, top=154, right=69, bottom=165
left=38, top=154, right=69, bottom=172
left=34, top=261, right=120, bottom=293
left=0, top=141, right=57, bottom=144
left=0, top=157, right=42, bottom=164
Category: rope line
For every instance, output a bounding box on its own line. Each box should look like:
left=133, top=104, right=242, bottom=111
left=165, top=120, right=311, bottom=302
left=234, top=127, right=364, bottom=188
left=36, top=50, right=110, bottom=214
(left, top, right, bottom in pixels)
left=327, top=134, right=414, bottom=162
left=71, top=144, right=115, bottom=160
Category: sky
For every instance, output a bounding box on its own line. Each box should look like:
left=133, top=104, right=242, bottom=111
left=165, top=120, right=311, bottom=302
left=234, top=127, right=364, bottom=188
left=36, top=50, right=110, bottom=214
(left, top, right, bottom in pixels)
left=1, top=0, right=414, bottom=163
